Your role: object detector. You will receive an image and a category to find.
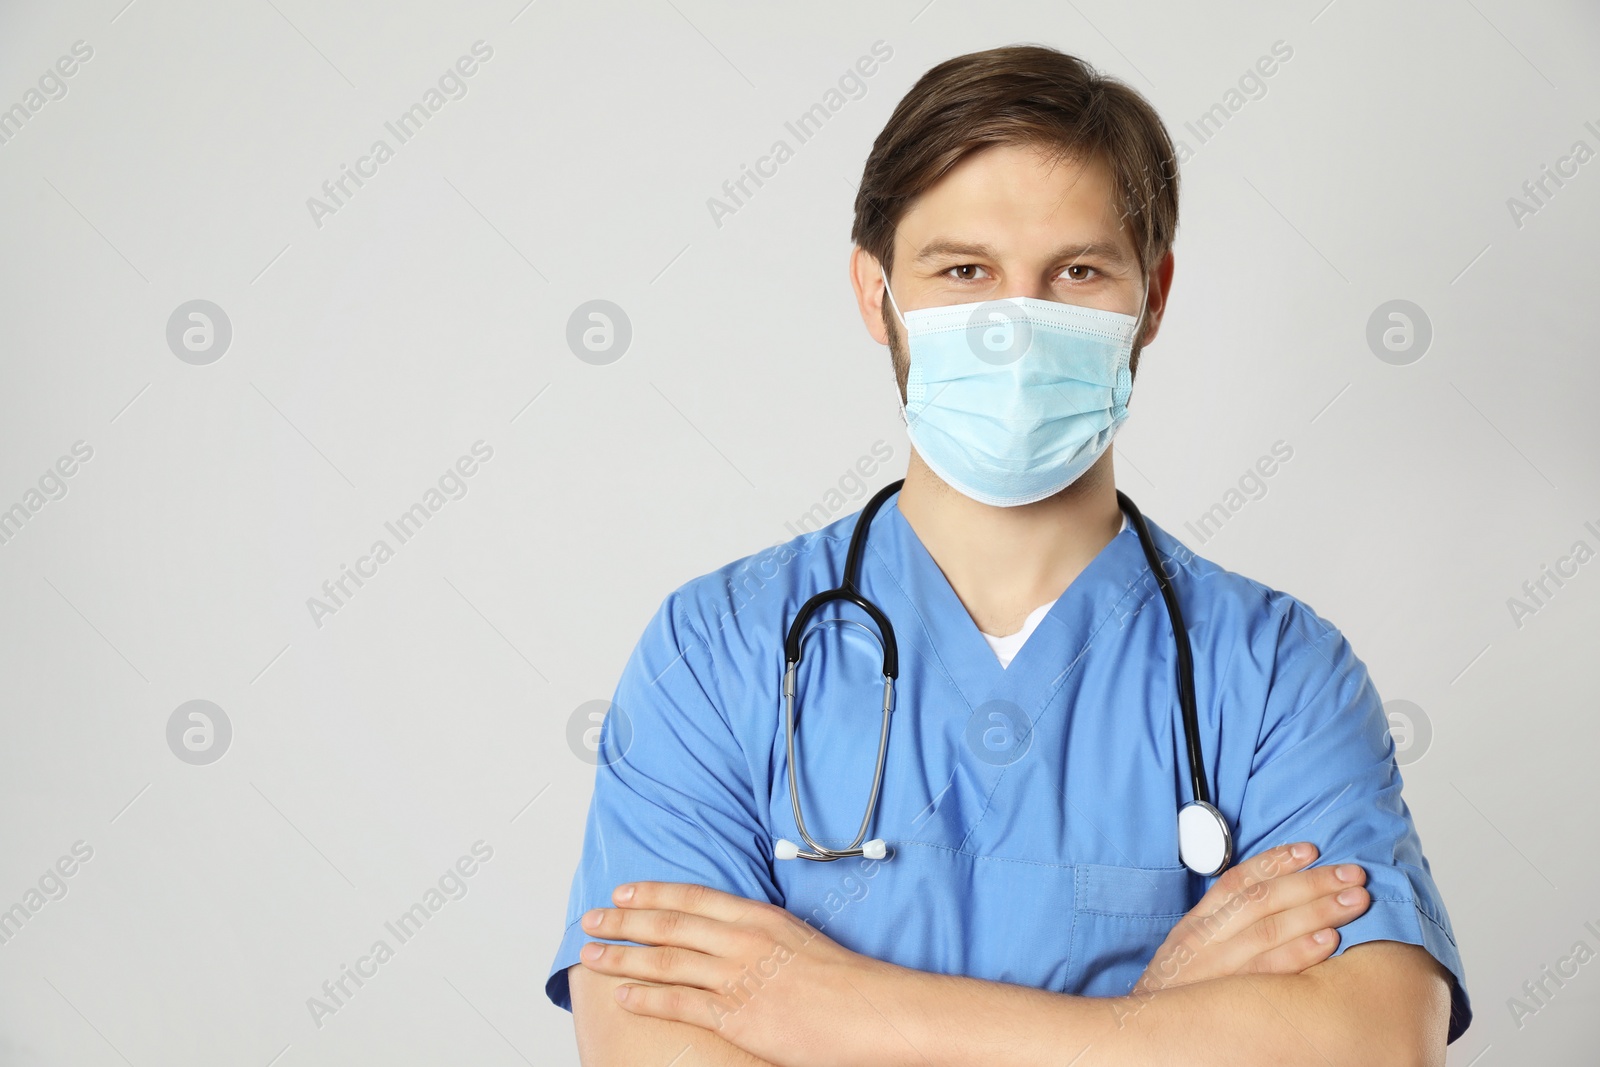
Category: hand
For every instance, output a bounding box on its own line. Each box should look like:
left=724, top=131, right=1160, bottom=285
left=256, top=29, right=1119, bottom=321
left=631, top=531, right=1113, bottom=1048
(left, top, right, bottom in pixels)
left=577, top=881, right=905, bottom=1067
left=1133, top=842, right=1370, bottom=997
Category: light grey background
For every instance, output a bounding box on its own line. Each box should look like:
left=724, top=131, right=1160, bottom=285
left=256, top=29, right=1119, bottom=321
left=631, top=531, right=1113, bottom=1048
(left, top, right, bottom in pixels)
left=1, top=0, right=1596, bottom=1063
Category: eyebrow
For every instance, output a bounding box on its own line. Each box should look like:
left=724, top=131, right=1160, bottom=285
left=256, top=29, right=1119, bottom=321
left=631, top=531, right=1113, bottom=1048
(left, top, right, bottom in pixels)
left=913, top=239, right=1131, bottom=266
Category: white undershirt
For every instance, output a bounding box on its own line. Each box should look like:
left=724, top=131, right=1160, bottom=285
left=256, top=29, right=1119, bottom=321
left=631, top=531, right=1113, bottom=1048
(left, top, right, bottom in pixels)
left=978, top=512, right=1130, bottom=669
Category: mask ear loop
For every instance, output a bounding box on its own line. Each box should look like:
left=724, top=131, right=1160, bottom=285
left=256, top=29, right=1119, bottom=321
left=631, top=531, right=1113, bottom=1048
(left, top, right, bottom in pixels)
left=880, top=265, right=913, bottom=427
left=1109, top=270, right=1153, bottom=412
left=879, top=264, right=908, bottom=333
left=1131, top=268, right=1152, bottom=348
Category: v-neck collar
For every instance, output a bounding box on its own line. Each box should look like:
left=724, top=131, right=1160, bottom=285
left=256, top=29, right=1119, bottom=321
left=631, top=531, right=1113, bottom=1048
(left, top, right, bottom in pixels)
left=859, top=489, right=1151, bottom=719
left=979, top=597, right=1057, bottom=650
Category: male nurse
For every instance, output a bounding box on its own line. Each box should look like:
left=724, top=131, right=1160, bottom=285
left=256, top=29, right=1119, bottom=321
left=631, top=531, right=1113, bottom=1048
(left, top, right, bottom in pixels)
left=552, top=44, right=1470, bottom=1067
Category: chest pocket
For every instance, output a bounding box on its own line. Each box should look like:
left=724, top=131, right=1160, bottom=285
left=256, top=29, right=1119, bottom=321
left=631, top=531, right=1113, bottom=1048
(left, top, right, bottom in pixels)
left=1069, top=863, right=1197, bottom=997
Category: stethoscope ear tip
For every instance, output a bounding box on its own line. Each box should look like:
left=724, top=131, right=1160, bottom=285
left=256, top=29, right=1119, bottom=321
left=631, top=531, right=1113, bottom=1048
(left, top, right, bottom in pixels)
left=774, top=839, right=800, bottom=861
left=862, top=839, right=887, bottom=860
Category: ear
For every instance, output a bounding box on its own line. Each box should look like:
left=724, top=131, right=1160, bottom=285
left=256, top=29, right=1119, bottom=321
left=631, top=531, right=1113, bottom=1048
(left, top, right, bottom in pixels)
left=1136, top=249, right=1177, bottom=348
left=849, top=245, right=894, bottom=347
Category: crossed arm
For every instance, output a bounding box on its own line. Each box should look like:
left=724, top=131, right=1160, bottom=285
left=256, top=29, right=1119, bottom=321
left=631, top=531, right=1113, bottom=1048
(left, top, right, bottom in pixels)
left=568, top=844, right=1453, bottom=1067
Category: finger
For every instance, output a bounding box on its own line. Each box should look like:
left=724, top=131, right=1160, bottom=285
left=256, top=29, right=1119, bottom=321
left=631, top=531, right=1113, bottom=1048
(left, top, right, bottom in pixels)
left=1195, top=842, right=1317, bottom=916
left=615, top=980, right=726, bottom=1030
left=1176, top=846, right=1319, bottom=945
left=1243, top=926, right=1342, bottom=976
left=1229, top=884, right=1370, bottom=967
left=581, top=906, right=736, bottom=955
left=1213, top=862, right=1369, bottom=940
left=615, top=881, right=769, bottom=924
left=580, top=941, right=732, bottom=992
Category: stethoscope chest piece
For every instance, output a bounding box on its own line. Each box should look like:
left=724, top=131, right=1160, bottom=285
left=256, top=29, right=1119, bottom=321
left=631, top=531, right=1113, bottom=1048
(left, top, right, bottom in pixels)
left=1178, top=800, right=1233, bottom=877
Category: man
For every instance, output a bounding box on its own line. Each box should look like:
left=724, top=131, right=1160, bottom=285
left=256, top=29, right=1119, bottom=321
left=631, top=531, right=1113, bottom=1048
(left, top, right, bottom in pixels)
left=548, top=45, right=1471, bottom=1065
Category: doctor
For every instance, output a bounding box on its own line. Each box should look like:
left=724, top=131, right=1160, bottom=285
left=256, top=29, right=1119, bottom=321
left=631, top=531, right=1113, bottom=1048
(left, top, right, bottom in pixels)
left=550, top=44, right=1471, bottom=1066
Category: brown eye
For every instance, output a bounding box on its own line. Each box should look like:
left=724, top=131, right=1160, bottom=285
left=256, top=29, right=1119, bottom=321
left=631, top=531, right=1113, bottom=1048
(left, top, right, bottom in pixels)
left=1066, top=264, right=1096, bottom=281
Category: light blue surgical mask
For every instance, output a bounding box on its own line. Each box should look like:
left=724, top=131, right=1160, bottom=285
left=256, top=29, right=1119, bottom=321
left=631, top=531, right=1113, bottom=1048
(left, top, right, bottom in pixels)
left=882, top=267, right=1147, bottom=507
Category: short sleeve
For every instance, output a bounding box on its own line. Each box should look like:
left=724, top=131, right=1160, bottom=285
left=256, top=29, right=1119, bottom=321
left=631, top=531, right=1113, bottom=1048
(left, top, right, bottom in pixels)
left=545, top=591, right=781, bottom=1011
left=1232, top=610, right=1473, bottom=1043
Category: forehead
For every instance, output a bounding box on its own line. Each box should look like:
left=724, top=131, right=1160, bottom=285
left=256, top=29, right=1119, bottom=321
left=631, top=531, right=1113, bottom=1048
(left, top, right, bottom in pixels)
left=895, top=143, right=1133, bottom=260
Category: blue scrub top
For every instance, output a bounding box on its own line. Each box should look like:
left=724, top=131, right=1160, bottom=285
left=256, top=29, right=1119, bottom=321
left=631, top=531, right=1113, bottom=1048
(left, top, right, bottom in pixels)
left=547, top=489, right=1472, bottom=1043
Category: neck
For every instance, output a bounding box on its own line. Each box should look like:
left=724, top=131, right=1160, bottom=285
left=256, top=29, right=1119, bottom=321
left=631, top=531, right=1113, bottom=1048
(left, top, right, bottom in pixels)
left=895, top=449, right=1122, bottom=637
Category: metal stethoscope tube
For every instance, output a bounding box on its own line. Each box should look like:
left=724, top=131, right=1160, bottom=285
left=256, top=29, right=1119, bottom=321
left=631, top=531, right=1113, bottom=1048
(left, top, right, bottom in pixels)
left=778, top=646, right=895, bottom=862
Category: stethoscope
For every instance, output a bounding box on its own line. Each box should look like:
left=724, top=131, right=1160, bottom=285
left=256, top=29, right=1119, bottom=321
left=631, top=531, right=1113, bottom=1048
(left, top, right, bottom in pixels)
left=773, top=478, right=1235, bottom=878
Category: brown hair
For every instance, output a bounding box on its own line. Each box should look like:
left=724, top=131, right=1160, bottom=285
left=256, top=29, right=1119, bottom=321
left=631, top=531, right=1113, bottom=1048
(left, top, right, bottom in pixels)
left=852, top=44, right=1179, bottom=284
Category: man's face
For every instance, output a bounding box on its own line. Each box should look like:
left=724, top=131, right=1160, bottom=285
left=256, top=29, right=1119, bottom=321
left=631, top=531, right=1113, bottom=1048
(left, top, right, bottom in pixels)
left=856, top=142, right=1172, bottom=397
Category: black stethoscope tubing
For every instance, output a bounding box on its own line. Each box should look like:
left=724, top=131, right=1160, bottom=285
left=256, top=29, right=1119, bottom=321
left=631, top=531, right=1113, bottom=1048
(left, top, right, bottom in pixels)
left=778, top=478, right=1227, bottom=873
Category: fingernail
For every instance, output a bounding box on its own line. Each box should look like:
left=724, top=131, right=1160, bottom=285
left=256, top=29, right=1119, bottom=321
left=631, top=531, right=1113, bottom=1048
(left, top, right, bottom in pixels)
left=1335, top=864, right=1359, bottom=882
left=1313, top=929, right=1333, bottom=944
left=616, top=884, right=635, bottom=902
left=614, top=985, right=631, bottom=1004
left=581, top=943, right=604, bottom=962
left=1337, top=887, right=1364, bottom=906
left=582, top=909, right=603, bottom=929
left=1291, top=843, right=1311, bottom=860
